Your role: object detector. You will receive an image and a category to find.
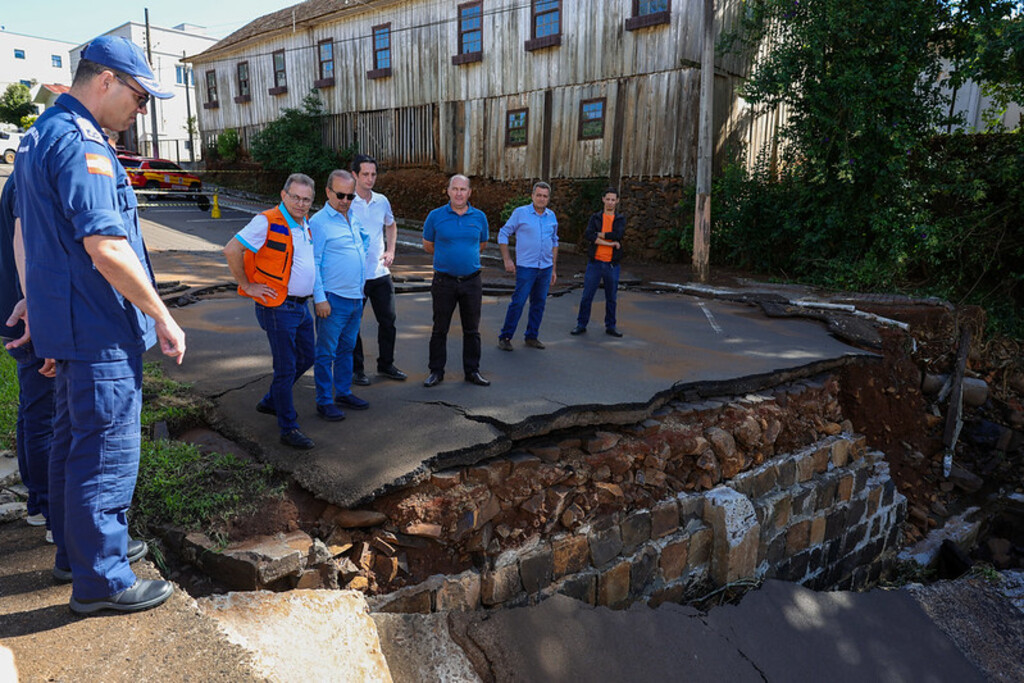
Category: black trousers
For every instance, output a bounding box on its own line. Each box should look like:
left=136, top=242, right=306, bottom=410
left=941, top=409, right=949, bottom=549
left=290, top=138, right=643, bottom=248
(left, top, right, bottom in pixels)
left=353, top=274, right=397, bottom=373
left=429, top=271, right=482, bottom=375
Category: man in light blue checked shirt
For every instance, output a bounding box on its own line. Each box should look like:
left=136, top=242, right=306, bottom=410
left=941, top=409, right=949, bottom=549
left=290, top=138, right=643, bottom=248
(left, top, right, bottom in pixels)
left=310, top=170, right=371, bottom=421
left=497, top=182, right=559, bottom=350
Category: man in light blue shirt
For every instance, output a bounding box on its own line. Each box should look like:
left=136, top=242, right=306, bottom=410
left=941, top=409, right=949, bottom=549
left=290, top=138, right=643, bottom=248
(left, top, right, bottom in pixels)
left=310, top=170, right=371, bottom=421
left=497, top=182, right=558, bottom=350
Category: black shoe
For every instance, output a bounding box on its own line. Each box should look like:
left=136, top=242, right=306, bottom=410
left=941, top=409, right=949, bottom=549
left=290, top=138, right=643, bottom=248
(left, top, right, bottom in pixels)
left=69, top=579, right=174, bottom=615
left=335, top=393, right=369, bottom=410
left=280, top=429, right=315, bottom=449
left=378, top=365, right=408, bottom=381
left=570, top=326, right=586, bottom=335
left=423, top=372, right=444, bottom=388
left=465, top=371, right=491, bottom=386
left=524, top=338, right=545, bottom=349
left=53, top=539, right=149, bottom=583
left=256, top=400, right=276, bottom=415
left=316, top=403, right=346, bottom=422
left=497, top=337, right=513, bottom=351
left=352, top=372, right=371, bottom=386
left=605, top=327, right=623, bottom=337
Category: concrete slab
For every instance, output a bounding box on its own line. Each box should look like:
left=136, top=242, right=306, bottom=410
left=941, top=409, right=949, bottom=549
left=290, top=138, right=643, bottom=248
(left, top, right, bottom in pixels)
left=446, top=594, right=765, bottom=682
left=159, top=283, right=870, bottom=507
left=705, top=580, right=986, bottom=683
left=428, top=581, right=987, bottom=683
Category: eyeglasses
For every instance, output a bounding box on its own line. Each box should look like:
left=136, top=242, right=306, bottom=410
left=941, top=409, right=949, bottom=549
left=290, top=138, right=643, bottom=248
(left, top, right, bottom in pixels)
left=330, top=188, right=356, bottom=201
left=114, top=74, right=150, bottom=108
left=286, top=193, right=314, bottom=205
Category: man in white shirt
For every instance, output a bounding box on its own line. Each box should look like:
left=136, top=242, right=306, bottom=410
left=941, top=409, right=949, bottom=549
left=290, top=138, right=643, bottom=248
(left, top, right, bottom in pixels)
left=349, top=154, right=407, bottom=386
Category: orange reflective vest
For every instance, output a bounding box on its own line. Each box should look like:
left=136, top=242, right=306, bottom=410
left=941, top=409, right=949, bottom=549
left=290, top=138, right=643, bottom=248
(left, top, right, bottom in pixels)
left=239, top=205, right=309, bottom=307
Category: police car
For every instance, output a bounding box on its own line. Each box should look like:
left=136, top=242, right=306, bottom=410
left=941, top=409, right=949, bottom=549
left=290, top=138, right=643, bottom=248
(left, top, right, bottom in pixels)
left=117, top=155, right=202, bottom=194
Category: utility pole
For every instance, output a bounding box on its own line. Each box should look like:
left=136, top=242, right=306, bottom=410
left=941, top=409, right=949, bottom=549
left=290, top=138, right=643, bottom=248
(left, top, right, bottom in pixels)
left=182, top=50, right=194, bottom=164
left=692, top=0, right=714, bottom=283
left=145, top=8, right=160, bottom=158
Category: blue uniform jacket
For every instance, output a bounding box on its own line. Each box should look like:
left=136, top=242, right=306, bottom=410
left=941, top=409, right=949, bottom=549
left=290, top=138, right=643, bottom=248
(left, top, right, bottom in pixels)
left=13, top=93, right=156, bottom=361
left=0, top=175, right=23, bottom=339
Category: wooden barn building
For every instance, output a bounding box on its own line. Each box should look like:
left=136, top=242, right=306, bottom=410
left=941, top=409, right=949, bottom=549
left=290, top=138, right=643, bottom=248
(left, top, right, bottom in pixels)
left=188, top=0, right=768, bottom=253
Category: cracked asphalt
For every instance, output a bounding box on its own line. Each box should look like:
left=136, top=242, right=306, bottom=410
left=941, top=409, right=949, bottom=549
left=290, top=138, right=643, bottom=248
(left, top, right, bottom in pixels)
left=153, top=240, right=870, bottom=507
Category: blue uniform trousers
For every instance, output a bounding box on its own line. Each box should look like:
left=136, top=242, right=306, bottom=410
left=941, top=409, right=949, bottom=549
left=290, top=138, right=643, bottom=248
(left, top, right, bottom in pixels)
left=50, top=356, right=141, bottom=600
left=576, top=261, right=620, bottom=330
left=255, top=299, right=315, bottom=433
left=314, top=293, right=362, bottom=404
left=5, top=340, right=54, bottom=522
left=500, top=266, right=552, bottom=341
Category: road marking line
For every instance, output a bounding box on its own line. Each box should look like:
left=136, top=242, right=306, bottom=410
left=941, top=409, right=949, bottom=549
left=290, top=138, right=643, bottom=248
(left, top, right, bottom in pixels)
left=698, top=302, right=723, bottom=334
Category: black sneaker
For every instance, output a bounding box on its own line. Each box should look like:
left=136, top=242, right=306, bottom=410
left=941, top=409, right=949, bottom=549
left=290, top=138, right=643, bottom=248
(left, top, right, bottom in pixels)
left=570, top=326, right=586, bottom=335
left=256, top=401, right=276, bottom=415
left=280, top=429, right=315, bottom=449
left=69, top=579, right=174, bottom=615
left=352, top=372, right=371, bottom=386
left=497, top=337, right=513, bottom=351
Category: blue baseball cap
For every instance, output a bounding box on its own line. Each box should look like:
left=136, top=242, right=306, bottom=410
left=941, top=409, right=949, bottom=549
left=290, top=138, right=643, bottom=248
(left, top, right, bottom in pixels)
left=82, top=35, right=173, bottom=100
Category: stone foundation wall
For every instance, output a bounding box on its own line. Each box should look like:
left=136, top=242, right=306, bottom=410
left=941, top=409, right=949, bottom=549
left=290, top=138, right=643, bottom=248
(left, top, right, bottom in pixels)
left=371, top=435, right=907, bottom=613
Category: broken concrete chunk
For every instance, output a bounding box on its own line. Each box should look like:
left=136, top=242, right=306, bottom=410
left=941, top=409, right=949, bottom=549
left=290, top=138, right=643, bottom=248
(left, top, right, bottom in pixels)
left=403, top=522, right=443, bottom=538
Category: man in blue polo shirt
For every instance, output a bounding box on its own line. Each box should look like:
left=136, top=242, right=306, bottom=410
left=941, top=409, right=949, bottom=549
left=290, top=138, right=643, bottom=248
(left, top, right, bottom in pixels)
left=497, top=181, right=559, bottom=351
left=422, top=174, right=490, bottom=387
left=310, top=169, right=370, bottom=421
left=1, top=174, right=54, bottom=539
left=11, top=35, right=185, bottom=614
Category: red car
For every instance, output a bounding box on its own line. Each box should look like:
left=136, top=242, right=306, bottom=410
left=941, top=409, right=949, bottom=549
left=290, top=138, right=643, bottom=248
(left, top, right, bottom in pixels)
left=118, top=156, right=202, bottom=193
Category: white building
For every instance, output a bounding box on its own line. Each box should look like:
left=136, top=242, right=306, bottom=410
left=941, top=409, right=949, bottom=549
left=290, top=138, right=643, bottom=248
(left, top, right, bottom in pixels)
left=71, top=22, right=218, bottom=163
left=0, top=30, right=75, bottom=119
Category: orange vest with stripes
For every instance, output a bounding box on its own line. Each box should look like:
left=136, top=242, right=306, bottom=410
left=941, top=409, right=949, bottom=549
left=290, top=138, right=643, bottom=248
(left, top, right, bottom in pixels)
left=239, top=205, right=306, bottom=307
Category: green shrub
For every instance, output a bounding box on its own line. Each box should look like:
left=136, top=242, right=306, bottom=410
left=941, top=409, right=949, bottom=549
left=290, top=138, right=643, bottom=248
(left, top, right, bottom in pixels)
left=216, top=128, right=241, bottom=163
left=500, top=195, right=531, bottom=224
left=250, top=90, right=354, bottom=182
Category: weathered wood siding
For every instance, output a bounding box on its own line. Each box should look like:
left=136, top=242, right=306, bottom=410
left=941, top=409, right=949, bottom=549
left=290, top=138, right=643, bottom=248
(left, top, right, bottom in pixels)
left=192, top=0, right=761, bottom=179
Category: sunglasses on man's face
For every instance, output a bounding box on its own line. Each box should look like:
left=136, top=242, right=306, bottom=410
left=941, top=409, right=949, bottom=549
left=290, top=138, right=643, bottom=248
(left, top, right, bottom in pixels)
left=114, top=74, right=150, bottom=108
left=330, top=188, right=356, bottom=201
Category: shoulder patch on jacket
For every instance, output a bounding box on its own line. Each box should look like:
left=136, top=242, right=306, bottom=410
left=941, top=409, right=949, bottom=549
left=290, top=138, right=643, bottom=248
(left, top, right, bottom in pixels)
left=85, top=153, right=114, bottom=177
left=75, top=117, right=107, bottom=146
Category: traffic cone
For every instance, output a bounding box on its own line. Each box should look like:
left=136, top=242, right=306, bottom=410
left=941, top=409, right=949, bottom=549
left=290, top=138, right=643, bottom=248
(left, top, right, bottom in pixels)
left=211, top=193, right=221, bottom=219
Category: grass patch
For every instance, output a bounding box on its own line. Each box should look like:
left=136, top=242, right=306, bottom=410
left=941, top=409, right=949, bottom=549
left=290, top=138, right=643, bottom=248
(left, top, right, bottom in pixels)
left=133, top=438, right=283, bottom=532
left=0, top=350, right=17, bottom=450
left=141, top=361, right=211, bottom=433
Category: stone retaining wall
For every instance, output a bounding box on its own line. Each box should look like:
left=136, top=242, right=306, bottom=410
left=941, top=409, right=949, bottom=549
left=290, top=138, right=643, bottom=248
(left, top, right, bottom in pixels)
left=371, top=435, right=907, bottom=613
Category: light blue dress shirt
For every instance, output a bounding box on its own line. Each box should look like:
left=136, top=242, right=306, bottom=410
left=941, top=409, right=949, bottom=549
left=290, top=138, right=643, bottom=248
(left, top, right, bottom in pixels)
left=497, top=204, right=559, bottom=268
left=310, top=204, right=370, bottom=302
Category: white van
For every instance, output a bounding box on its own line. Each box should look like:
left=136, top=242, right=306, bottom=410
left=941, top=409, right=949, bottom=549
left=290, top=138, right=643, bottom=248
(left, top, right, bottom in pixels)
left=0, top=130, right=25, bottom=164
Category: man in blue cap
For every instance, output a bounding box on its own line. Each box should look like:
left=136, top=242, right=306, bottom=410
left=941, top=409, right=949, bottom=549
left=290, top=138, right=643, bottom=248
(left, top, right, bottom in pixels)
left=10, top=35, right=185, bottom=614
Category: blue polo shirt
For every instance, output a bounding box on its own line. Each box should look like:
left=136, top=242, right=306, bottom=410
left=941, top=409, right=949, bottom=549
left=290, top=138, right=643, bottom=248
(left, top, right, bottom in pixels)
left=423, top=203, right=489, bottom=277
left=0, top=175, right=23, bottom=339
left=14, top=93, right=156, bottom=361
left=497, top=203, right=558, bottom=268
left=309, top=203, right=369, bottom=302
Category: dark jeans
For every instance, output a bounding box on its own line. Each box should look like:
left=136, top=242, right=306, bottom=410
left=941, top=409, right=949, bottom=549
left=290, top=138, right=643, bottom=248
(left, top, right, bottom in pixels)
left=500, top=265, right=552, bottom=340
left=353, top=274, right=397, bottom=373
left=4, top=340, right=54, bottom=521
left=577, top=261, right=620, bottom=330
left=254, top=299, right=315, bottom=433
left=429, top=271, right=482, bottom=376
left=50, top=356, right=141, bottom=600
